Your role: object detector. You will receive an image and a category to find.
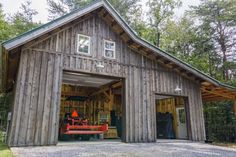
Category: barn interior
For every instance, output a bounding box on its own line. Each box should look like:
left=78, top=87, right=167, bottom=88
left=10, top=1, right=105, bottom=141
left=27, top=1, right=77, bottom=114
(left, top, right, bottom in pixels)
left=59, top=71, right=123, bottom=141
left=156, top=95, right=188, bottom=140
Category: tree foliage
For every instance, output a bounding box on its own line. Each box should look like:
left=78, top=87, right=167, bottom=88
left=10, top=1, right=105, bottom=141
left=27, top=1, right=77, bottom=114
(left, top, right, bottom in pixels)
left=0, top=4, right=12, bottom=43
left=0, top=1, right=40, bottom=43
left=9, top=0, right=40, bottom=36
left=160, top=17, right=209, bottom=73
left=47, top=0, right=141, bottom=26
left=144, top=0, right=182, bottom=46
left=107, top=0, right=141, bottom=25
left=47, top=0, right=93, bottom=20
left=204, top=101, right=236, bottom=142
left=191, top=0, right=236, bottom=81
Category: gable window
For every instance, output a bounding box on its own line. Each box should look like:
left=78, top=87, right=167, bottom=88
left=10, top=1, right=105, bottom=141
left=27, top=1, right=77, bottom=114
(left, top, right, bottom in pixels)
left=104, top=40, right=115, bottom=59
left=77, top=34, right=90, bottom=54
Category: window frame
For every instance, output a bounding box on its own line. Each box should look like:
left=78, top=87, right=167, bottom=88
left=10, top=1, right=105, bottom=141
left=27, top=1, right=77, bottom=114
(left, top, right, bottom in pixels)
left=103, top=39, right=116, bottom=59
left=77, top=34, right=91, bottom=55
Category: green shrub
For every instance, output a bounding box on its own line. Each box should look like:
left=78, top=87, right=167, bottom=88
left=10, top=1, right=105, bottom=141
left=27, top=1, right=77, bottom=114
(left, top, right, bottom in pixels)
left=204, top=101, right=236, bottom=142
left=0, top=92, right=13, bottom=143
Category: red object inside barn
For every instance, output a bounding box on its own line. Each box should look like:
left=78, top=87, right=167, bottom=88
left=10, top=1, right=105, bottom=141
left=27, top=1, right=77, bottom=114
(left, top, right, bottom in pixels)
left=60, top=111, right=108, bottom=136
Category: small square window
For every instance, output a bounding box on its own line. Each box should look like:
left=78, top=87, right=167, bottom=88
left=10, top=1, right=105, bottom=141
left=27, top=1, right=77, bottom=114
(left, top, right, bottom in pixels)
left=104, top=40, right=115, bottom=59
left=77, top=34, right=90, bottom=54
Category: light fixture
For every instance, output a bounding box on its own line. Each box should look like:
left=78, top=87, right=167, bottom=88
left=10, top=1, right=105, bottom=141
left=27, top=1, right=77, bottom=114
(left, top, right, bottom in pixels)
left=174, top=85, right=182, bottom=92
left=96, top=62, right=105, bottom=68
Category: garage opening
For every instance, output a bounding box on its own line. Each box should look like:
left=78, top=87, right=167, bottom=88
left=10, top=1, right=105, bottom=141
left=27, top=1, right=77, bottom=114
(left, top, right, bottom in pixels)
left=155, top=95, right=189, bottom=140
left=59, top=71, right=124, bottom=141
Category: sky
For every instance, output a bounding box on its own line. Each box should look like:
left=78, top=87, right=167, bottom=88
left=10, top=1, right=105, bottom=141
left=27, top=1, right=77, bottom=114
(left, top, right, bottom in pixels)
left=1, top=0, right=201, bottom=23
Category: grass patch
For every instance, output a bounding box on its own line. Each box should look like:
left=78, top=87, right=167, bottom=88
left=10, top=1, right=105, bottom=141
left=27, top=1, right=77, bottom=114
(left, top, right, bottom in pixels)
left=212, top=142, right=236, bottom=149
left=0, top=142, right=14, bottom=157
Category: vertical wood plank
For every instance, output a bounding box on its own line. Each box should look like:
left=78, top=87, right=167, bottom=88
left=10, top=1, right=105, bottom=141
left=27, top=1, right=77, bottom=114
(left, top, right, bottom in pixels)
left=134, top=67, right=139, bottom=142
left=48, top=54, right=57, bottom=144
left=142, top=55, right=147, bottom=141
left=195, top=84, right=201, bottom=141
left=41, top=53, right=54, bottom=145
left=54, top=55, right=63, bottom=143
left=34, top=52, right=48, bottom=145
left=14, top=50, right=29, bottom=145
left=131, top=66, right=135, bottom=142
left=146, top=68, right=151, bottom=142
left=8, top=50, right=28, bottom=146
left=18, top=50, right=35, bottom=146
left=124, top=68, right=129, bottom=142
left=26, top=51, right=41, bottom=145
left=128, top=66, right=132, bottom=142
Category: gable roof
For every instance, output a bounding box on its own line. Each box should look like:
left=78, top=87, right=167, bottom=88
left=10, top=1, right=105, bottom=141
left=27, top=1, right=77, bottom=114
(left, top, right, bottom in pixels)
left=1, top=0, right=236, bottom=100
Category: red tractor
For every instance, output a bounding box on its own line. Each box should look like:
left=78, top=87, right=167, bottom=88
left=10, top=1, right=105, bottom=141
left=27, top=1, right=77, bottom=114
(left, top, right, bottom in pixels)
left=59, top=110, right=108, bottom=140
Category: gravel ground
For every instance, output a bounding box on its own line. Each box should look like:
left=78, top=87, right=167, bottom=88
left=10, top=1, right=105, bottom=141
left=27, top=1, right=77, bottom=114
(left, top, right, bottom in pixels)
left=11, top=140, right=236, bottom=157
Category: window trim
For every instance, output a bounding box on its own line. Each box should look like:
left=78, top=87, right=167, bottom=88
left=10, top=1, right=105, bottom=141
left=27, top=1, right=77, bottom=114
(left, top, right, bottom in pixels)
left=77, top=34, right=91, bottom=55
left=103, top=39, right=116, bottom=59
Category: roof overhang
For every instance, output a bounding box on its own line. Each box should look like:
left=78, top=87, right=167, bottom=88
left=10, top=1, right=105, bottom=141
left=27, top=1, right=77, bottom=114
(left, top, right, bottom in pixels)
left=1, top=0, right=236, bottom=101
left=201, top=83, right=236, bottom=102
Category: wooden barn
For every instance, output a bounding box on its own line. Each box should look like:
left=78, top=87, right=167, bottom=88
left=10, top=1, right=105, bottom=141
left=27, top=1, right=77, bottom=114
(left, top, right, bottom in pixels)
left=1, top=0, right=236, bottom=147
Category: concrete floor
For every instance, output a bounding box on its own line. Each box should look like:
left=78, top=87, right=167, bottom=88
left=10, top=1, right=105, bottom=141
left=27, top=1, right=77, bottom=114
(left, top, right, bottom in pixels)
left=11, top=140, right=236, bottom=157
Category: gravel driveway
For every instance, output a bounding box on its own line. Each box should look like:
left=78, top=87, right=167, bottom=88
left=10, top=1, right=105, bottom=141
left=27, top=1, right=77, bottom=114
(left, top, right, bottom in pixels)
left=11, top=140, right=236, bottom=157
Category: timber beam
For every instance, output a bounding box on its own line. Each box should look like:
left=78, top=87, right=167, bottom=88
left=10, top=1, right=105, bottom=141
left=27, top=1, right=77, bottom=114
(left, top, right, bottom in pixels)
left=127, top=40, right=134, bottom=46
left=201, top=87, right=235, bottom=100
left=119, top=31, right=125, bottom=36
left=111, top=20, right=117, bottom=27
left=102, top=11, right=109, bottom=18
left=90, top=81, right=122, bottom=97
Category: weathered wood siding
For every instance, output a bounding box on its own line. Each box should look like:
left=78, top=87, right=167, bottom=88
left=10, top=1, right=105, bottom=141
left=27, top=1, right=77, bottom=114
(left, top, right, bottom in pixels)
left=8, top=14, right=205, bottom=146
left=8, top=50, right=63, bottom=146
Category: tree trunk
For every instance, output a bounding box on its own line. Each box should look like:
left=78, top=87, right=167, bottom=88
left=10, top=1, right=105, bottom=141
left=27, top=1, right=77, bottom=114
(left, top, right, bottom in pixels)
left=208, top=54, right=213, bottom=77
left=221, top=42, right=228, bottom=80
left=156, top=32, right=160, bottom=47
left=218, top=31, right=228, bottom=80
